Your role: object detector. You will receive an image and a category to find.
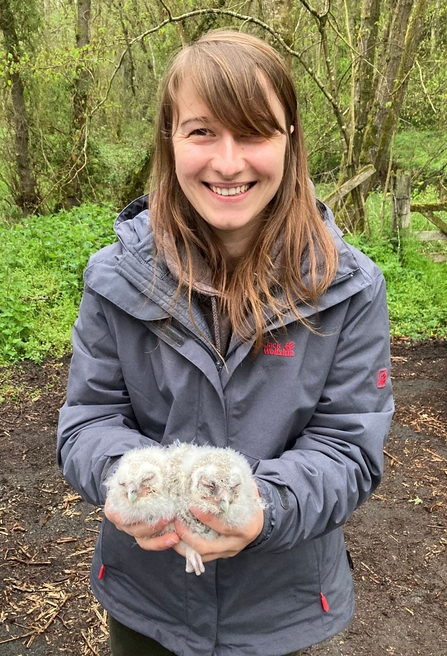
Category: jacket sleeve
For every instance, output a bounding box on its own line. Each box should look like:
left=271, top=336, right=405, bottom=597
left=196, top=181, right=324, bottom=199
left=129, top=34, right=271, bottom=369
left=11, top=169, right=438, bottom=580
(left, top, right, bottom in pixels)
left=57, top=286, right=157, bottom=506
left=250, top=271, right=394, bottom=552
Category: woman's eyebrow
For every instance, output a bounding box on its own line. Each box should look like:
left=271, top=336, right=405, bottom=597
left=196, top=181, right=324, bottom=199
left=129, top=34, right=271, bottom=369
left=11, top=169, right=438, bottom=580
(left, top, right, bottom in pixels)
left=179, top=116, right=210, bottom=130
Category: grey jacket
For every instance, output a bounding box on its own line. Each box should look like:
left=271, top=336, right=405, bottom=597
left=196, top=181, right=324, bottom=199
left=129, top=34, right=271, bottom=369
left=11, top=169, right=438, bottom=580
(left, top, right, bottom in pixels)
left=57, top=196, right=394, bottom=656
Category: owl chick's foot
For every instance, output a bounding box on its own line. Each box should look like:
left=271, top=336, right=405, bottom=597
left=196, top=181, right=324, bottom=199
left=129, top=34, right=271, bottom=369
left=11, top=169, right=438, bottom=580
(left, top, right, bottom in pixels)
left=184, top=546, right=205, bottom=576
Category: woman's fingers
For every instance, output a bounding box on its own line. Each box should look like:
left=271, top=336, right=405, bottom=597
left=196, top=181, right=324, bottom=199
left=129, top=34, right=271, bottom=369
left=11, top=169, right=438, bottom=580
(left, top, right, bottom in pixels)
left=104, top=499, right=178, bottom=550
left=135, top=532, right=179, bottom=551
left=172, top=533, right=238, bottom=561
left=173, top=520, right=249, bottom=561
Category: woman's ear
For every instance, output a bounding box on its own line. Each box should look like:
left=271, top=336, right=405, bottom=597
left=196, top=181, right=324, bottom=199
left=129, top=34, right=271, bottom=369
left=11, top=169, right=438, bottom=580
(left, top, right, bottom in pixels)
left=290, top=125, right=295, bottom=134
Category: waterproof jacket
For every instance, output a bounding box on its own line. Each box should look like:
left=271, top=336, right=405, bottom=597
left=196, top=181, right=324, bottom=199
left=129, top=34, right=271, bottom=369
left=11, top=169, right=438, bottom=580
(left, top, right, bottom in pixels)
left=57, top=196, right=394, bottom=656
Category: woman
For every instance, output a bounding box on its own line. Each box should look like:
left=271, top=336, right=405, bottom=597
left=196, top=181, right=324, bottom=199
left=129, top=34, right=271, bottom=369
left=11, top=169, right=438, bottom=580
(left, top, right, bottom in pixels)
left=57, top=30, right=393, bottom=656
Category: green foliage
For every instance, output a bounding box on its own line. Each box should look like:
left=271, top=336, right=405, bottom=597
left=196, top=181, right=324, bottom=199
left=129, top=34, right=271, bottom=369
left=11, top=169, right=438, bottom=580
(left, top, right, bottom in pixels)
left=344, top=192, right=447, bottom=341
left=0, top=203, right=116, bottom=364
left=401, top=1, right=447, bottom=130
left=393, top=131, right=447, bottom=189
left=0, top=190, right=446, bottom=367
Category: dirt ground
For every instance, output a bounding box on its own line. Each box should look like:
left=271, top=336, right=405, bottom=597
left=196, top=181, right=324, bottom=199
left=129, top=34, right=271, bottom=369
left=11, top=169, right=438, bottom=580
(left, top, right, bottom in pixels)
left=0, top=340, right=446, bottom=656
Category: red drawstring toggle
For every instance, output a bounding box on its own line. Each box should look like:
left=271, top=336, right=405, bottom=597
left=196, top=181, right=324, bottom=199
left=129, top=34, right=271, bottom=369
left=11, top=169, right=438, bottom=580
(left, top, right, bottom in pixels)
left=98, top=565, right=106, bottom=580
left=320, top=592, right=329, bottom=612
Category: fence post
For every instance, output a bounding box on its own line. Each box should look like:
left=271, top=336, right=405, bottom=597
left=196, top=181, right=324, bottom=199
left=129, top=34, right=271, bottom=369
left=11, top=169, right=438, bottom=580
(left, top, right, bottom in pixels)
left=391, top=170, right=411, bottom=235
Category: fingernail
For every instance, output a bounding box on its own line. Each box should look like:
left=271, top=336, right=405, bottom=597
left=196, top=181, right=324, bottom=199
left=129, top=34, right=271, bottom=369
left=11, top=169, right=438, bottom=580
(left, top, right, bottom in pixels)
left=166, top=537, right=178, bottom=547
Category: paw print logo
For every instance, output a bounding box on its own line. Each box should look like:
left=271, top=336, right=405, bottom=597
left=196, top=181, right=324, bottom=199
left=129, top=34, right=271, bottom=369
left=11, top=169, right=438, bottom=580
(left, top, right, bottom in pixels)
left=284, top=341, right=295, bottom=351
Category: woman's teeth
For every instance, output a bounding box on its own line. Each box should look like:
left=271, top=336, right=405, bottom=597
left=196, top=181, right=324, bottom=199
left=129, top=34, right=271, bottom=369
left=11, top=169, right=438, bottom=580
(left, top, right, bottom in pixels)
left=209, top=184, right=251, bottom=196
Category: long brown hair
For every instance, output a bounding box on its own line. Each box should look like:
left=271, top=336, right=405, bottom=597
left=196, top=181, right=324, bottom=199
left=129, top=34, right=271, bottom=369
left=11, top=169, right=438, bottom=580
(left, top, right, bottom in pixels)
left=150, top=30, right=338, bottom=352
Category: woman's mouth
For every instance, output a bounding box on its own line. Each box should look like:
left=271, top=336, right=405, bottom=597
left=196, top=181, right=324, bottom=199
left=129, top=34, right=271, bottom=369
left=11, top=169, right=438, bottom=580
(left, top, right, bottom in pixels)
left=205, top=183, right=254, bottom=197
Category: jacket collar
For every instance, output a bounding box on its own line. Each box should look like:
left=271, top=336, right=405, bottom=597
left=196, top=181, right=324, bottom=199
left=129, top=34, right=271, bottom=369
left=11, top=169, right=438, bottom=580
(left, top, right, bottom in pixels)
left=86, top=195, right=368, bottom=336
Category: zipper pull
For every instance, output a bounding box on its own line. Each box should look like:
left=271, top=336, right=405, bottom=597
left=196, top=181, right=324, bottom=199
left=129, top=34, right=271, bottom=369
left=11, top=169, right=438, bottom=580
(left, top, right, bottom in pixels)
left=320, top=592, right=329, bottom=612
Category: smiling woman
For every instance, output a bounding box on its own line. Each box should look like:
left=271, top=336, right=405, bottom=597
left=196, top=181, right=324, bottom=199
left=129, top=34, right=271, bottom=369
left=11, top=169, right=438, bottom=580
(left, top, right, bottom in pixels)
left=57, top=29, right=394, bottom=656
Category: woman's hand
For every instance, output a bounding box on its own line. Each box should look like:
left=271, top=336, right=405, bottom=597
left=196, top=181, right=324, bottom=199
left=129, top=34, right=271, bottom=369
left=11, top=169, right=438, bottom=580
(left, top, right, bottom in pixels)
left=172, top=504, right=264, bottom=563
left=104, top=498, right=179, bottom=551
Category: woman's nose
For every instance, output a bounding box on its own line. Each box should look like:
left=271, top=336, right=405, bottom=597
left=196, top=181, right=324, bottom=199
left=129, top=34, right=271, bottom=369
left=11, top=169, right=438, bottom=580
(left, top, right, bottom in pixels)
left=210, top=133, right=245, bottom=178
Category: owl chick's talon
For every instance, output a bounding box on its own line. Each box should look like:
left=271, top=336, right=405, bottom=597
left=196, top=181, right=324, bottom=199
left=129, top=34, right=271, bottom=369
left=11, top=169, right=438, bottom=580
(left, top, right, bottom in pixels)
left=185, top=547, right=205, bottom=575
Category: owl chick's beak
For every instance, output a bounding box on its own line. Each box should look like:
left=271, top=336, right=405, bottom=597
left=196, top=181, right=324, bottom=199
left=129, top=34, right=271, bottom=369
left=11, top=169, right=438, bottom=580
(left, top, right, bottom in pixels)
left=126, top=483, right=139, bottom=503
left=218, top=490, right=230, bottom=514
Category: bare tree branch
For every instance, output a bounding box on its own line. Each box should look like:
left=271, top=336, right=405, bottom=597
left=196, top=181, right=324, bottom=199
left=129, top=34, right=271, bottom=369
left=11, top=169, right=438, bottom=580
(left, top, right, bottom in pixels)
left=298, top=0, right=330, bottom=20
left=415, top=58, right=436, bottom=114
left=88, top=7, right=346, bottom=137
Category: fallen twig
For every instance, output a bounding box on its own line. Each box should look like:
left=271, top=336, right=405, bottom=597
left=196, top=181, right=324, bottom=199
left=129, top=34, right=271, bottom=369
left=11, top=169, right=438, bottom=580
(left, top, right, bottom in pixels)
left=425, top=448, right=447, bottom=463
left=7, top=557, right=52, bottom=566
left=81, top=629, right=100, bottom=655
left=0, top=631, right=34, bottom=645
left=384, top=449, right=403, bottom=465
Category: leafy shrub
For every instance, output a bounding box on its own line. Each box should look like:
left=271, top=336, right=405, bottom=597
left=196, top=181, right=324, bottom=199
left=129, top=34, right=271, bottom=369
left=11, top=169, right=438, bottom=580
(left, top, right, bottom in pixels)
left=345, top=232, right=447, bottom=340
left=0, top=194, right=446, bottom=366
left=0, top=203, right=116, bottom=364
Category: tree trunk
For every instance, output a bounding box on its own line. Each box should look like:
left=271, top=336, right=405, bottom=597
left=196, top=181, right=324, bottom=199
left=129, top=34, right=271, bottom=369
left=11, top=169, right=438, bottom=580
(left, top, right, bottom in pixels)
left=335, top=0, right=380, bottom=231
left=268, top=0, right=295, bottom=68
left=0, top=0, right=40, bottom=215
left=120, top=146, right=153, bottom=207
left=63, top=0, right=91, bottom=209
left=351, top=0, right=381, bottom=172
left=336, top=0, right=428, bottom=230
left=371, top=0, right=429, bottom=183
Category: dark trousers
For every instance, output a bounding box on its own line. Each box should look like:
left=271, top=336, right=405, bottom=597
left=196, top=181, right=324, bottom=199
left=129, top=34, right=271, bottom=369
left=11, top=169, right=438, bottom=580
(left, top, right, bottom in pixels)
left=108, top=615, right=302, bottom=656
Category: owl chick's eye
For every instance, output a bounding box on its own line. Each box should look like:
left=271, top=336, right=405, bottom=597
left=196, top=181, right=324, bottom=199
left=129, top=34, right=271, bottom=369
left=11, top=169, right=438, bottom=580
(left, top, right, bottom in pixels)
left=141, top=474, right=155, bottom=485
left=200, top=479, right=216, bottom=491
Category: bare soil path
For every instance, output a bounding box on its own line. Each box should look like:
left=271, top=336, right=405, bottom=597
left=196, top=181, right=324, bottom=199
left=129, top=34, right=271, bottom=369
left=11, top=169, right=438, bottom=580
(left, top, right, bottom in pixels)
left=1, top=340, right=446, bottom=656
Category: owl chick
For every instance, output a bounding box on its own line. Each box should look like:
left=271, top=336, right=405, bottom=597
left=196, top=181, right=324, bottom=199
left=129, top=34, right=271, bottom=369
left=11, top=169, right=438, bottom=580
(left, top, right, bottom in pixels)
left=166, top=443, right=265, bottom=575
left=105, top=446, right=175, bottom=527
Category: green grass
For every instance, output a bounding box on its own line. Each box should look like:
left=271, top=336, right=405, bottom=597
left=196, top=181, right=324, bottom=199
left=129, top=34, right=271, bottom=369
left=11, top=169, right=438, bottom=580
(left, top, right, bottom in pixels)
left=345, top=231, right=447, bottom=339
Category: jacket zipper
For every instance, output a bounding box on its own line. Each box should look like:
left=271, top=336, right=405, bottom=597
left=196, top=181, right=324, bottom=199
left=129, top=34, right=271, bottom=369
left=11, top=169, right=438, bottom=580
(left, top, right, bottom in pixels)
left=154, top=319, right=225, bottom=372
left=210, top=296, right=223, bottom=367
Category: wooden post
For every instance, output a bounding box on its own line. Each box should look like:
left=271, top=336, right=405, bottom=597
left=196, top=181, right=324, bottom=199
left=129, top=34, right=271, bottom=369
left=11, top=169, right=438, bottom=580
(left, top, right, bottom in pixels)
left=323, top=164, right=376, bottom=208
left=391, top=170, right=411, bottom=234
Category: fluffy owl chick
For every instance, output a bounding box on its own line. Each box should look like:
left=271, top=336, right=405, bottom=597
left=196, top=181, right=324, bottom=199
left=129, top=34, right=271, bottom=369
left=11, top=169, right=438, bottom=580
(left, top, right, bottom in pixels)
left=105, top=446, right=174, bottom=527
left=167, top=443, right=264, bottom=575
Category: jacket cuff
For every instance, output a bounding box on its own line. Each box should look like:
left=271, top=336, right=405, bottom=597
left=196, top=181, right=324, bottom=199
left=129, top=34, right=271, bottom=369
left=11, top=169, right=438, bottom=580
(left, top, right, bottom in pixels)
left=100, top=456, right=122, bottom=504
left=244, top=479, right=277, bottom=550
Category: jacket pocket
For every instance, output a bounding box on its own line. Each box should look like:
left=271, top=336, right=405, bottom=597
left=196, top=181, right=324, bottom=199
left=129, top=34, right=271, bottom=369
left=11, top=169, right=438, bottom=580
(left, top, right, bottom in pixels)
left=217, top=541, right=322, bottom=640
left=99, top=519, right=189, bottom=625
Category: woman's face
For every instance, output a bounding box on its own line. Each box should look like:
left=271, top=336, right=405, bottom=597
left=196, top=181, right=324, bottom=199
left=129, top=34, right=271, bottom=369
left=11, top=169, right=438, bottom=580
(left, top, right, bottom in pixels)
left=171, top=80, right=288, bottom=258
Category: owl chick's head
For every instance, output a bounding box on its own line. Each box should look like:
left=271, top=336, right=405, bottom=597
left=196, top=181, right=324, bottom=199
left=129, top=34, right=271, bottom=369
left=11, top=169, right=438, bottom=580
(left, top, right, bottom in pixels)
left=117, top=460, right=164, bottom=503
left=190, top=462, right=242, bottom=515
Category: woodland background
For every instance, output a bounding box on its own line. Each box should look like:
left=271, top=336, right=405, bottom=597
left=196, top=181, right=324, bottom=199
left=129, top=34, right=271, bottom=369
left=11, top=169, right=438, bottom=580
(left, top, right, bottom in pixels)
left=0, top=5, right=446, bottom=654
left=0, top=0, right=446, bottom=366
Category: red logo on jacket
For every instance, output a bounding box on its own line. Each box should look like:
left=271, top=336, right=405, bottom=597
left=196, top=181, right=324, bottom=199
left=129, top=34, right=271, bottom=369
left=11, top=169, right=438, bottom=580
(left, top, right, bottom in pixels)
left=263, top=341, right=295, bottom=357
left=377, top=368, right=388, bottom=388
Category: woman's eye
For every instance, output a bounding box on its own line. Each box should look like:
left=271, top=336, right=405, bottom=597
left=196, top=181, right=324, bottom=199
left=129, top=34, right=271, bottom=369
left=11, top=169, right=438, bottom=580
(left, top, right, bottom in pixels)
left=190, top=128, right=212, bottom=137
